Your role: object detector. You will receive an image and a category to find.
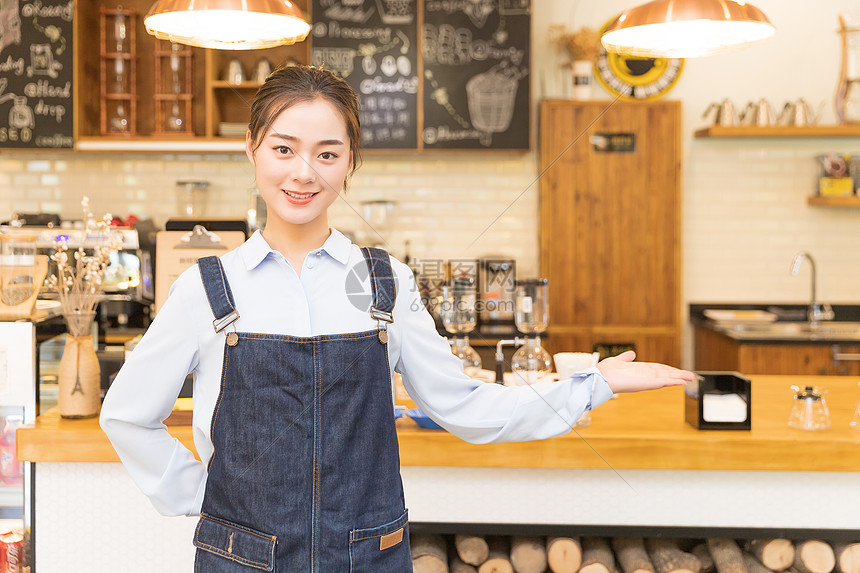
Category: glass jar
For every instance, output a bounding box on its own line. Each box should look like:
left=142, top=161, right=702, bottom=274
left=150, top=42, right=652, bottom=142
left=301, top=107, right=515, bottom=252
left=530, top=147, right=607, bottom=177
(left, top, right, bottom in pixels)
left=0, top=234, right=36, bottom=266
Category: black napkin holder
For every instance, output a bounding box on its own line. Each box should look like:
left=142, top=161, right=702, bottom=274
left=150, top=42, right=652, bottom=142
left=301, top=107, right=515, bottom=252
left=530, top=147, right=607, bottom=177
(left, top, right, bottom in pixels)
left=685, top=371, right=751, bottom=430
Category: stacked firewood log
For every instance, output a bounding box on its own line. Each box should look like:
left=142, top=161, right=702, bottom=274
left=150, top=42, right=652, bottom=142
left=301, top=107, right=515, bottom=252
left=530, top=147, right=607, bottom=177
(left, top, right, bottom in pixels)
left=410, top=535, right=860, bottom=573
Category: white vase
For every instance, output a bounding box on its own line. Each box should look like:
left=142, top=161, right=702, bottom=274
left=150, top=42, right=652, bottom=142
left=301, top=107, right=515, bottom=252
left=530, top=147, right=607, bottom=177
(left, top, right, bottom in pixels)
left=571, top=60, right=593, bottom=100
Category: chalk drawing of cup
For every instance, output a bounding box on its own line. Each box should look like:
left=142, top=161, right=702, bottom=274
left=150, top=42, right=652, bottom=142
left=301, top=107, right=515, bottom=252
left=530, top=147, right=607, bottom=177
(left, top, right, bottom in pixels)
left=375, top=0, right=413, bottom=25
left=466, top=70, right=518, bottom=133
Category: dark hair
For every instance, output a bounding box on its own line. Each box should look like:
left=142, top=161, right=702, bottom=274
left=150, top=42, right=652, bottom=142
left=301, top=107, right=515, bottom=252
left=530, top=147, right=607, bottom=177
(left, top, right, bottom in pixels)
left=248, top=65, right=361, bottom=181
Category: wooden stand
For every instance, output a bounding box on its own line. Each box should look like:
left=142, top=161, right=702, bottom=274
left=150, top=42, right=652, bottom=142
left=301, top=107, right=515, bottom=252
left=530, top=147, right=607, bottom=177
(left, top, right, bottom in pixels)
left=791, top=541, right=836, bottom=573
left=707, top=539, right=746, bottom=573
left=646, top=538, right=701, bottom=573
left=456, top=534, right=490, bottom=566
left=509, top=536, right=547, bottom=573
left=412, top=534, right=448, bottom=573
left=747, top=540, right=795, bottom=572
left=99, top=8, right=137, bottom=136
left=153, top=40, right=194, bottom=135
left=693, top=544, right=716, bottom=573
left=613, top=538, right=655, bottom=573
left=582, top=538, right=617, bottom=573
left=547, top=537, right=583, bottom=573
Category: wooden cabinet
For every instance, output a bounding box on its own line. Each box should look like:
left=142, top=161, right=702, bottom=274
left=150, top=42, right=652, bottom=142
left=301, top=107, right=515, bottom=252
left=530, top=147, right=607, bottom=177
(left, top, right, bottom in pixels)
left=539, top=100, right=681, bottom=365
left=75, top=0, right=309, bottom=143
left=694, top=325, right=860, bottom=375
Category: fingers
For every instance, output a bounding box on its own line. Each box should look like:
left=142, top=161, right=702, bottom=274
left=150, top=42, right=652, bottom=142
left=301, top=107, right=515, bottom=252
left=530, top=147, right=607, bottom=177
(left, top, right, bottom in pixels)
left=615, top=350, right=636, bottom=362
left=638, top=361, right=696, bottom=381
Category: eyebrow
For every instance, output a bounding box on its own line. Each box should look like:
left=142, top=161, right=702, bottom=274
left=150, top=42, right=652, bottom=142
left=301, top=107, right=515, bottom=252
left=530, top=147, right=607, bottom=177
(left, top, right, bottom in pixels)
left=268, top=133, right=345, bottom=146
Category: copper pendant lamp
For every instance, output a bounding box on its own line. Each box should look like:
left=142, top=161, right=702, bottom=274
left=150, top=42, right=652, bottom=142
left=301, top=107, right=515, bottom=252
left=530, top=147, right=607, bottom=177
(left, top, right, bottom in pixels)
left=144, top=0, right=311, bottom=50
left=601, top=0, right=775, bottom=58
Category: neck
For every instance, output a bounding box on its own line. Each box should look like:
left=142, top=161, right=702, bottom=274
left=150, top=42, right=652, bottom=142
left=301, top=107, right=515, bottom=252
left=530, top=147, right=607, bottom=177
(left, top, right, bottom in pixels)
left=262, top=216, right=332, bottom=262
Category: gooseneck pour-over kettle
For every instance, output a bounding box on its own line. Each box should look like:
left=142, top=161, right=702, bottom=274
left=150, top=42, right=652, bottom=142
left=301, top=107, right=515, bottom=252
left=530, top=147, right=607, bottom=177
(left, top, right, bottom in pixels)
left=703, top=99, right=738, bottom=127
left=740, top=99, right=776, bottom=127
left=779, top=99, right=819, bottom=126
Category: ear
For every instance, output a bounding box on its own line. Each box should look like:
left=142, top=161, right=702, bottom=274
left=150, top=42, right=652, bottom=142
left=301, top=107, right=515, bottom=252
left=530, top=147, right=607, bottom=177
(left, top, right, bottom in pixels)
left=245, top=130, right=255, bottom=165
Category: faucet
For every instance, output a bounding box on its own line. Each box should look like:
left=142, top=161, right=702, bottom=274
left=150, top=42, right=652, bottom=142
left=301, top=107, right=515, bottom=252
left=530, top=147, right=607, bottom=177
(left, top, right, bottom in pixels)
left=790, top=252, right=834, bottom=326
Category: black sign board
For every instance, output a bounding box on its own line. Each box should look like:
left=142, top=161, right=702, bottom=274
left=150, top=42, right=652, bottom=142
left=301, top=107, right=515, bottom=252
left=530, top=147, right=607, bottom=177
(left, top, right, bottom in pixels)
left=422, top=0, right=530, bottom=149
left=311, top=0, right=419, bottom=149
left=591, top=132, right=636, bottom=153
left=0, top=0, right=74, bottom=149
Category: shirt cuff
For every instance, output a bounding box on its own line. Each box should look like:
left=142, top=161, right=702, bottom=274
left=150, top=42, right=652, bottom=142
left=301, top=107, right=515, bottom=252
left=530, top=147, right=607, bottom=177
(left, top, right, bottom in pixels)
left=584, top=366, right=614, bottom=411
left=188, top=473, right=208, bottom=517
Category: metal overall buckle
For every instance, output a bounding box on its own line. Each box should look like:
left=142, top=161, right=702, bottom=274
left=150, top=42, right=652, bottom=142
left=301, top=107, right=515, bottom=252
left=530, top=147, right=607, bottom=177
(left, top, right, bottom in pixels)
left=213, top=310, right=240, bottom=346
left=371, top=307, right=393, bottom=344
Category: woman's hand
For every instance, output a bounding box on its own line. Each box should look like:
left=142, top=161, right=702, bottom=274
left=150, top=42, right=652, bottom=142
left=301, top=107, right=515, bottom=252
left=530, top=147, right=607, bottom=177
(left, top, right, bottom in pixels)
left=596, top=350, right=694, bottom=393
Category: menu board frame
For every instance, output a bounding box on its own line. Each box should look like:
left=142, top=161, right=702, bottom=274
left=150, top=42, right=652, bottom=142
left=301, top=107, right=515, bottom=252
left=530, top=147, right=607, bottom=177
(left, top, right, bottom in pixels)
left=0, top=0, right=74, bottom=149
left=311, top=0, right=531, bottom=151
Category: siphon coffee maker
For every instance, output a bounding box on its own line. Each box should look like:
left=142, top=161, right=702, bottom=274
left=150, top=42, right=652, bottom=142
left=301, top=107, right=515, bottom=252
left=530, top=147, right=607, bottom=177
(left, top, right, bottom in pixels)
left=511, top=278, right=552, bottom=384
left=441, top=278, right=482, bottom=376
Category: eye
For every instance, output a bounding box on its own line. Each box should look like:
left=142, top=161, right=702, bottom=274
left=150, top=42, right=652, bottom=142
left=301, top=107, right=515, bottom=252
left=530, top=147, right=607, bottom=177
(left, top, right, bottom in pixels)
left=273, top=145, right=292, bottom=155
left=319, top=151, right=338, bottom=160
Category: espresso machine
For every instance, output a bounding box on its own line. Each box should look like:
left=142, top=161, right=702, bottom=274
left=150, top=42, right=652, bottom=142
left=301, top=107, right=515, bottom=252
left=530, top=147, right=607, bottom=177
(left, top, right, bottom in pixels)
left=477, top=257, right=517, bottom=335
left=0, top=225, right=155, bottom=333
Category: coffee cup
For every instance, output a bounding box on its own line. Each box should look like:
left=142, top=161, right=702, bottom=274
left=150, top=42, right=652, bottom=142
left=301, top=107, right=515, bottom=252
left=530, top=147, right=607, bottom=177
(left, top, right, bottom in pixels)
left=553, top=351, right=600, bottom=380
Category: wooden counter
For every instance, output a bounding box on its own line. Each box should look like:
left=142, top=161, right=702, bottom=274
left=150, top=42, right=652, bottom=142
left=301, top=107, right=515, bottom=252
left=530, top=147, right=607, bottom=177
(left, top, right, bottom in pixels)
left=18, top=375, right=860, bottom=471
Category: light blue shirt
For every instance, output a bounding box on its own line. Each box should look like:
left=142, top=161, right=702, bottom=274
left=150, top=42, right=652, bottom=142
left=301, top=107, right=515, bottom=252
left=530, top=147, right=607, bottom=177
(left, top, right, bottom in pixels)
left=100, top=229, right=614, bottom=517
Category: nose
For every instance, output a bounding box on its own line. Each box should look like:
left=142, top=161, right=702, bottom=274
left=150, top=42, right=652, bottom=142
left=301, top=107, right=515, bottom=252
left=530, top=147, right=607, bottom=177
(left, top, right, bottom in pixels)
left=291, top=155, right=317, bottom=184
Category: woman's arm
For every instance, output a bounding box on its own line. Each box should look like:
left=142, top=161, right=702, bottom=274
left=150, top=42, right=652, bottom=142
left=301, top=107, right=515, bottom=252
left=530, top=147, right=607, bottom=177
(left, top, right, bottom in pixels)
left=99, top=268, right=205, bottom=517
left=392, top=260, right=692, bottom=444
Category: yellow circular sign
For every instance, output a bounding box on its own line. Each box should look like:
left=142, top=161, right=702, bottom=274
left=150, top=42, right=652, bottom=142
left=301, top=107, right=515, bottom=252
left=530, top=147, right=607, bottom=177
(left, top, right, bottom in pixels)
left=594, top=18, right=684, bottom=100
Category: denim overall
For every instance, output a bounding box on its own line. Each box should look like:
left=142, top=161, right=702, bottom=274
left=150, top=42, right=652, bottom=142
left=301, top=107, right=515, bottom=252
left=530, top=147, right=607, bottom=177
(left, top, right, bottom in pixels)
left=191, top=248, right=411, bottom=572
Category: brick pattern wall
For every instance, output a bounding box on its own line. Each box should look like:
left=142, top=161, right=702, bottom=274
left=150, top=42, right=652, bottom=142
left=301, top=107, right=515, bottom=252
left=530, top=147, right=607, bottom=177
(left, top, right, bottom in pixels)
left=2, top=140, right=859, bottom=367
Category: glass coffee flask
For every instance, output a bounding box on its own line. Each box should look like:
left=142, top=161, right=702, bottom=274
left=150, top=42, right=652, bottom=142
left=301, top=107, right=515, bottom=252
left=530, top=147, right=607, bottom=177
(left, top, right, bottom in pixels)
left=511, top=278, right=552, bottom=384
left=441, top=278, right=482, bottom=376
left=788, top=385, right=831, bottom=431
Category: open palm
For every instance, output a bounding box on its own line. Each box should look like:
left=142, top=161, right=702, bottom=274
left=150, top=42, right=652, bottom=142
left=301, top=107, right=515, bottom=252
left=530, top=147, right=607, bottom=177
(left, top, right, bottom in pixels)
left=596, top=350, right=694, bottom=393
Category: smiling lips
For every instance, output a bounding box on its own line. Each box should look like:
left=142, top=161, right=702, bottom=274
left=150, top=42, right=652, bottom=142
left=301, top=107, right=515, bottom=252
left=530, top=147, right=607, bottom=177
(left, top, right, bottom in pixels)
left=283, top=190, right=318, bottom=204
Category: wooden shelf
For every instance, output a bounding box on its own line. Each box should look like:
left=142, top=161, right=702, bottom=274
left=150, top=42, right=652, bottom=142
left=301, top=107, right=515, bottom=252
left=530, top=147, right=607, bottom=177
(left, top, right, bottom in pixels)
left=807, top=195, right=860, bottom=206
left=75, top=136, right=245, bottom=152
left=211, top=81, right=263, bottom=89
left=695, top=125, right=860, bottom=138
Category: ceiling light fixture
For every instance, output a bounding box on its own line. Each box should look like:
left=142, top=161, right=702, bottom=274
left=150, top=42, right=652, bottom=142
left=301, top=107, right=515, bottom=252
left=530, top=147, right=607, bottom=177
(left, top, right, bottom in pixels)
left=144, top=0, right=311, bottom=50
left=601, top=0, right=775, bottom=58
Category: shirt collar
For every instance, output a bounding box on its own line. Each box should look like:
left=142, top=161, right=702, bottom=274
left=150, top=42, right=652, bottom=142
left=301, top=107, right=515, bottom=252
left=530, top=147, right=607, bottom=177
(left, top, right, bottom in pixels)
left=240, top=228, right=353, bottom=270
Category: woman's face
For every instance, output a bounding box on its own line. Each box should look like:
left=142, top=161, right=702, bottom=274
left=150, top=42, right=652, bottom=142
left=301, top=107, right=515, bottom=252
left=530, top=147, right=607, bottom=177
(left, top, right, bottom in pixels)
left=246, top=98, right=351, bottom=228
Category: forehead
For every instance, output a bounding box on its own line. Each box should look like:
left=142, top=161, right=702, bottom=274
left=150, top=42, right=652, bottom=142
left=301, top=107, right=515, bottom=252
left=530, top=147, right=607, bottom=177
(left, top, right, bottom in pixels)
left=265, top=98, right=348, bottom=141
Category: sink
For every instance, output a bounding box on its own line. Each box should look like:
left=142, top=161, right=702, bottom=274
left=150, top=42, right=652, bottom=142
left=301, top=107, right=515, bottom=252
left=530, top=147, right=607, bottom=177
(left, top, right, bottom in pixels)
left=720, top=321, right=860, bottom=341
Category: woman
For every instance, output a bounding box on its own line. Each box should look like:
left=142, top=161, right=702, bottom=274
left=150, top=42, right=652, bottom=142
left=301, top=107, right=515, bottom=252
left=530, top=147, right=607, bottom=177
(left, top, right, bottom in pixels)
left=100, top=65, right=693, bottom=572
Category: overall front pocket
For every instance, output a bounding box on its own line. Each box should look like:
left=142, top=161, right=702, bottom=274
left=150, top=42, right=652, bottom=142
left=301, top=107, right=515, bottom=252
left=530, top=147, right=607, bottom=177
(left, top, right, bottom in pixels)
left=349, top=509, right=411, bottom=573
left=194, top=513, right=277, bottom=572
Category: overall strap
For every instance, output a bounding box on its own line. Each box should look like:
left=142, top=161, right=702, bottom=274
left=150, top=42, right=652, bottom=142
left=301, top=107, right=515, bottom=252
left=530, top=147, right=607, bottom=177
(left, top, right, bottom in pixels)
left=360, top=247, right=395, bottom=323
left=197, top=256, right=240, bottom=333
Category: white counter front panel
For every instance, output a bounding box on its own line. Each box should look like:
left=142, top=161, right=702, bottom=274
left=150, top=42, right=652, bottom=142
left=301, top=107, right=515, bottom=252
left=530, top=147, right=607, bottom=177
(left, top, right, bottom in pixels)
left=35, top=463, right=860, bottom=573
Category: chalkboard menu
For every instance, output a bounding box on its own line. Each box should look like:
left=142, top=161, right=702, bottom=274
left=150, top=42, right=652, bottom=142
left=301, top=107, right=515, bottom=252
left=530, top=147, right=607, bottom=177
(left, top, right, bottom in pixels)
left=311, top=0, right=419, bottom=149
left=0, top=0, right=74, bottom=149
left=422, top=0, right=530, bottom=149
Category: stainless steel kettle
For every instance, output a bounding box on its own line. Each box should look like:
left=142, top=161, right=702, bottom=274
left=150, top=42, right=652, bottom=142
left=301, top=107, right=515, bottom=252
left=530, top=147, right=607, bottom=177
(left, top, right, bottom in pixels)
left=703, top=99, right=738, bottom=127
left=740, top=99, right=776, bottom=127
left=779, top=99, right=819, bottom=127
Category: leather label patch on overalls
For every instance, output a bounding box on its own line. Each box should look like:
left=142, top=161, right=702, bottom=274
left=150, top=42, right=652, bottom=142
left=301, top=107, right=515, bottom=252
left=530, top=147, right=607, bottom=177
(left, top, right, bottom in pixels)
left=379, top=528, right=404, bottom=551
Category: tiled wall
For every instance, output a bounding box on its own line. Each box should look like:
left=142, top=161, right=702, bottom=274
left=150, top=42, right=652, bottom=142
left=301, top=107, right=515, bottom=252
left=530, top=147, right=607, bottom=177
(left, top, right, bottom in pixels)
left=0, top=151, right=542, bottom=277
left=683, top=139, right=860, bottom=305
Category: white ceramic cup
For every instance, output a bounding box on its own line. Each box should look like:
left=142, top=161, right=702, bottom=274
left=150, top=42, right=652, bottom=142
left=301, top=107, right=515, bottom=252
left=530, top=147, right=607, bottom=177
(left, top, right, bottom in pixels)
left=553, top=351, right=600, bottom=380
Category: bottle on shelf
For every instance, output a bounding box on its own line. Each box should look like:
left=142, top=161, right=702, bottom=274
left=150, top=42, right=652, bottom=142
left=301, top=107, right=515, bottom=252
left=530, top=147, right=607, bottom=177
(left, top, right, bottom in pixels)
left=0, top=415, right=24, bottom=488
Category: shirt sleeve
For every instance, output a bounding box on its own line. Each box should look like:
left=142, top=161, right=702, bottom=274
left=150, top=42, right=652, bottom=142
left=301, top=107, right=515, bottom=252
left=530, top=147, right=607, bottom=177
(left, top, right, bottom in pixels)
left=99, top=268, right=206, bottom=517
left=392, top=260, right=614, bottom=444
